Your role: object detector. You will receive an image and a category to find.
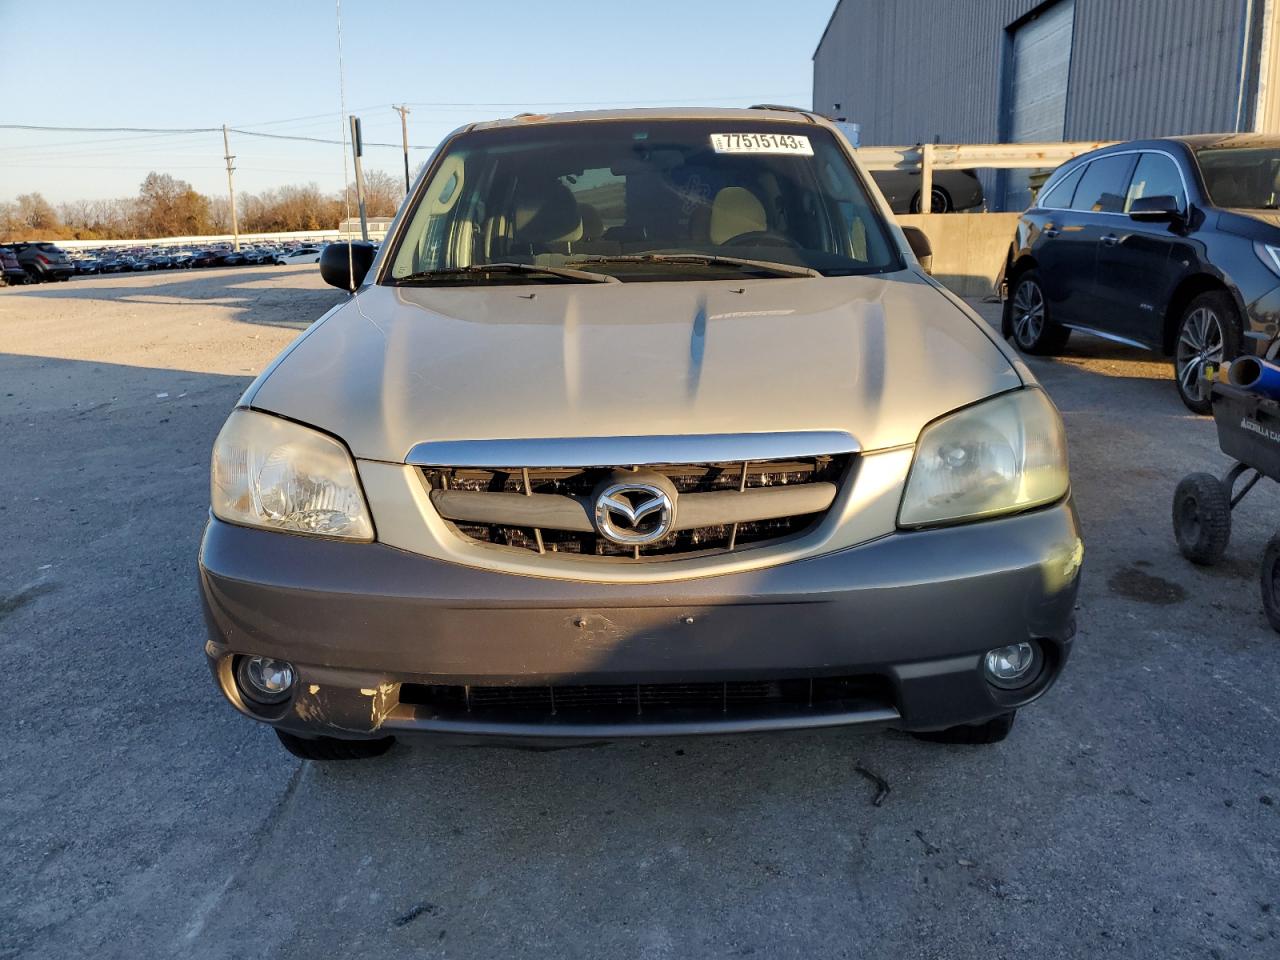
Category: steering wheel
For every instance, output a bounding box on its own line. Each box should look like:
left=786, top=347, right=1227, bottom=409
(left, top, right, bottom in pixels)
left=721, top=230, right=798, bottom=249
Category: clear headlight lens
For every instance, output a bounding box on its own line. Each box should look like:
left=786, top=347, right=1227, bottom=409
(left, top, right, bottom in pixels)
left=1255, top=242, right=1280, bottom=277
left=211, top=409, right=373, bottom=540
left=899, top=388, right=1068, bottom=528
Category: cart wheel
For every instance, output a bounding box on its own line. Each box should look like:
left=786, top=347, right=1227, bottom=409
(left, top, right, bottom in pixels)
left=1173, top=472, right=1232, bottom=565
left=1260, top=534, right=1280, bottom=633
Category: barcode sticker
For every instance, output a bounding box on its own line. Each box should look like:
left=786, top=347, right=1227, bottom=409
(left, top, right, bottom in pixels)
left=711, top=133, right=814, bottom=155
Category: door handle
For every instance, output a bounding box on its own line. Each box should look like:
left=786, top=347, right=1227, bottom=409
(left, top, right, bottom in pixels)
left=1043, top=227, right=1061, bottom=238
left=1100, top=234, right=1119, bottom=247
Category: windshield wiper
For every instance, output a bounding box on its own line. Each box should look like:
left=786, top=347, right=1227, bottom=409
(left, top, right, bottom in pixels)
left=571, top=253, right=822, bottom=279
left=393, top=262, right=619, bottom=284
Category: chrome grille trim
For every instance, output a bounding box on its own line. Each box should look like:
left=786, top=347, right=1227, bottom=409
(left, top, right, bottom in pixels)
left=405, top=431, right=859, bottom=468
left=419, top=450, right=853, bottom=561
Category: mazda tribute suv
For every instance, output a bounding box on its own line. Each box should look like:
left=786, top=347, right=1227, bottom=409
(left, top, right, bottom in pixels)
left=199, top=108, right=1082, bottom=760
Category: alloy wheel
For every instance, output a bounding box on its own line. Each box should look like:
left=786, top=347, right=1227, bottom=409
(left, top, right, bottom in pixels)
left=1012, top=279, right=1045, bottom=347
left=1176, top=307, right=1224, bottom=400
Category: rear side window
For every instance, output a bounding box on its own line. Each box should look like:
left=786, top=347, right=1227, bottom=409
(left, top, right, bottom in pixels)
left=1125, top=152, right=1186, bottom=213
left=1071, top=154, right=1138, bottom=214
left=1038, top=164, right=1084, bottom=209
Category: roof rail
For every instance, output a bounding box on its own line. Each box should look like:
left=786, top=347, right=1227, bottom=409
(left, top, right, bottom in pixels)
left=748, top=104, right=828, bottom=121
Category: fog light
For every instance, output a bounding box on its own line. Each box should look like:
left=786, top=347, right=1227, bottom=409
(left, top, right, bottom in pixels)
left=983, top=642, right=1040, bottom=690
left=235, top=656, right=296, bottom=704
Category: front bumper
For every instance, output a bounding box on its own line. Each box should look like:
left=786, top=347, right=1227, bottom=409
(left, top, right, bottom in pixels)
left=199, top=502, right=1082, bottom=739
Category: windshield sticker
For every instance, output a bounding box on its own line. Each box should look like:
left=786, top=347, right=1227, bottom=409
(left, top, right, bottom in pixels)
left=711, top=133, right=813, bottom=155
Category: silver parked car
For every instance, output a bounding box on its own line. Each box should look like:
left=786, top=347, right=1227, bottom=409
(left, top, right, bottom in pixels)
left=199, top=108, right=1082, bottom=760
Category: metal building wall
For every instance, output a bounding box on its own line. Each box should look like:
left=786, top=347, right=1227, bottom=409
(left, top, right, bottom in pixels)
left=812, top=0, right=1261, bottom=146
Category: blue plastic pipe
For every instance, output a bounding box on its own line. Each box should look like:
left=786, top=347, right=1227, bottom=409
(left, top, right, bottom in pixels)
left=1228, top=356, right=1280, bottom=400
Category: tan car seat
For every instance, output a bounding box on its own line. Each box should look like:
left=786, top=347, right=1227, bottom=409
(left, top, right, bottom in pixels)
left=513, top=180, right=583, bottom=244
left=709, top=186, right=767, bottom=244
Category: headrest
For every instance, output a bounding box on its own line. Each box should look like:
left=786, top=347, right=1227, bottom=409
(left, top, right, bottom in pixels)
left=513, top=180, right=583, bottom=243
left=710, top=187, right=767, bottom=244
left=578, top=203, right=604, bottom=240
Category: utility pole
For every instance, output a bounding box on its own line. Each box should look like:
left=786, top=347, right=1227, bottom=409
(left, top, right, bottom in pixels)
left=221, top=125, right=240, bottom=251
left=349, top=115, right=369, bottom=242
left=393, top=104, right=412, bottom=193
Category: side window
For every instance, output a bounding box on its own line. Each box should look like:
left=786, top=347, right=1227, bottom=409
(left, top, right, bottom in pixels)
left=1125, top=152, right=1186, bottom=213
left=1038, top=164, right=1084, bottom=209
left=1071, top=154, right=1138, bottom=214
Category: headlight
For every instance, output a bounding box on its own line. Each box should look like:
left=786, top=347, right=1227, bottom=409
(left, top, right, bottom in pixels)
left=211, top=409, right=373, bottom=540
left=899, top=388, right=1068, bottom=528
left=1255, top=242, right=1280, bottom=277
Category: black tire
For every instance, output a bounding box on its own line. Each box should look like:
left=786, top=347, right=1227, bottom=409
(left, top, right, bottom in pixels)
left=1260, top=533, right=1280, bottom=633
left=912, top=711, right=1016, bottom=745
left=1174, top=290, right=1242, bottom=414
left=1173, top=472, right=1232, bottom=565
left=1008, top=269, right=1070, bottom=354
left=275, top=729, right=395, bottom=761
left=910, top=186, right=952, bottom=214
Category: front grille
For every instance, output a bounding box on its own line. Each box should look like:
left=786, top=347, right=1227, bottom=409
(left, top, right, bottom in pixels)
left=399, top=675, right=893, bottom=721
left=422, top=454, right=851, bottom=560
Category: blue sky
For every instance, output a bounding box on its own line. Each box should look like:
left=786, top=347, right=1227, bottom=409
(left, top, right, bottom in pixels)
left=0, top=0, right=836, bottom=203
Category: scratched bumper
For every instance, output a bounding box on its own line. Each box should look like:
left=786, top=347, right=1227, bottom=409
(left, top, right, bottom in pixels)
left=199, top=506, right=1082, bottom=739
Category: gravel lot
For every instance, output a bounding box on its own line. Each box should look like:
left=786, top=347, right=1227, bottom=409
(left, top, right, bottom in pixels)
left=2, top=266, right=1277, bottom=959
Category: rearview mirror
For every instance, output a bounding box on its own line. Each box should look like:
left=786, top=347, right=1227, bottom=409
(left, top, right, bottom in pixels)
left=320, top=241, right=377, bottom=291
left=1128, top=195, right=1182, bottom=223
left=901, top=225, right=933, bottom=274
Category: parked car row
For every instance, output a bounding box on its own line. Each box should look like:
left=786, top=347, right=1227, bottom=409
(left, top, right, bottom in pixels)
left=0, top=241, right=336, bottom=285
left=69, top=243, right=327, bottom=277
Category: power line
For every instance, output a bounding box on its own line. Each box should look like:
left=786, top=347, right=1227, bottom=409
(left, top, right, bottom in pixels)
left=1, top=122, right=435, bottom=151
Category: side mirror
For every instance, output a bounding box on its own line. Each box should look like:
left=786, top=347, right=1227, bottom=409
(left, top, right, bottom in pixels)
left=320, top=241, right=377, bottom=291
left=1128, top=195, right=1182, bottom=223
left=901, top=225, right=933, bottom=274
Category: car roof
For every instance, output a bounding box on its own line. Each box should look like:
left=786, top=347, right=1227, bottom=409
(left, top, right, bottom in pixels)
left=467, top=106, right=831, bottom=132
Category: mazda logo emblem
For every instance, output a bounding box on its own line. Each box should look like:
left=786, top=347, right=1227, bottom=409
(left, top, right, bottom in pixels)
left=593, top=480, right=675, bottom=545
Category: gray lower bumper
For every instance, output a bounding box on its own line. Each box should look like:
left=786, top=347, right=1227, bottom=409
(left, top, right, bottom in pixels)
left=199, top=502, right=1082, bottom=738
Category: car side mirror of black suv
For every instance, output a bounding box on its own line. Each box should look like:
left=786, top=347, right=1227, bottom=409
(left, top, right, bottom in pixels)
left=320, top=241, right=377, bottom=291
left=901, top=225, right=933, bottom=274
left=1128, top=195, right=1183, bottom=223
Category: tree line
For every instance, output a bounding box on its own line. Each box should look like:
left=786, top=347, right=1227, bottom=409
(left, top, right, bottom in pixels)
left=0, top=169, right=405, bottom=242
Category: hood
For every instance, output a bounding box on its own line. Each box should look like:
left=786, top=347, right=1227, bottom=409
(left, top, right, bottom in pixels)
left=1216, top=208, right=1280, bottom=241
left=249, top=272, right=1021, bottom=462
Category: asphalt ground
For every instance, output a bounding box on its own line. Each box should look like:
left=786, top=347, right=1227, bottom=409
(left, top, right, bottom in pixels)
left=1, top=266, right=1277, bottom=959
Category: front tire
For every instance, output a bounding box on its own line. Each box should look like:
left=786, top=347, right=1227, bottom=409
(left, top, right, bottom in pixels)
left=912, top=711, right=1016, bottom=744
left=910, top=186, right=952, bottom=214
left=275, top=729, right=395, bottom=761
left=1174, top=291, right=1241, bottom=414
left=1008, top=270, right=1070, bottom=354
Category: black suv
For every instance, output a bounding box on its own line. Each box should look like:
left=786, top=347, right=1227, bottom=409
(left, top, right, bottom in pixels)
left=13, top=242, right=75, bottom=283
left=1001, top=134, right=1280, bottom=412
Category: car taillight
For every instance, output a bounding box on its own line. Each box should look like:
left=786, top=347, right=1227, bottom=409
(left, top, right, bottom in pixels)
left=36, top=254, right=50, bottom=265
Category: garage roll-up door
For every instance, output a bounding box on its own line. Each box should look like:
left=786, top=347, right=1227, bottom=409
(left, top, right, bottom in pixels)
left=1004, top=0, right=1075, bottom=209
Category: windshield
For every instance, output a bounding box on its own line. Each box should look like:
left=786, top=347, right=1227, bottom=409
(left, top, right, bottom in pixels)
left=386, top=119, right=900, bottom=283
left=1196, top=146, right=1280, bottom=209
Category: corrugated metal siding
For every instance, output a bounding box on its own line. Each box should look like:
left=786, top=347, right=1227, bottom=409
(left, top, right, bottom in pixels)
left=812, top=0, right=1039, bottom=146
left=1064, top=0, right=1247, bottom=138
left=813, top=0, right=1264, bottom=145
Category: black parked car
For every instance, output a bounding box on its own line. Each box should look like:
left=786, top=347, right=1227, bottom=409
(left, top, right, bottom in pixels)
left=872, top=167, right=984, bottom=214
left=191, top=250, right=223, bottom=268
left=13, top=241, right=74, bottom=282
left=1001, top=134, right=1280, bottom=413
